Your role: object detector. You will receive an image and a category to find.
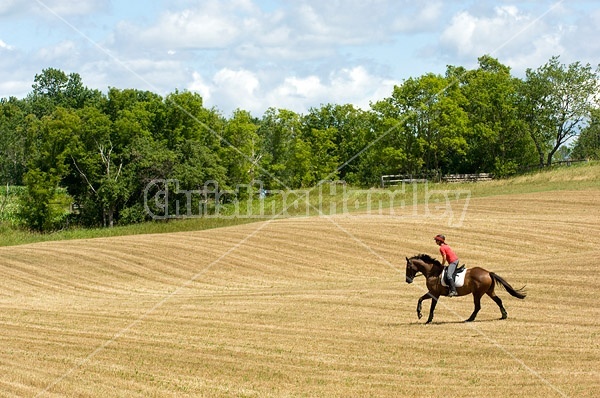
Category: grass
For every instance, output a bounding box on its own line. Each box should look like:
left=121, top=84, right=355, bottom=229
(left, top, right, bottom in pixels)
left=1, top=161, right=598, bottom=247
left=0, top=216, right=258, bottom=247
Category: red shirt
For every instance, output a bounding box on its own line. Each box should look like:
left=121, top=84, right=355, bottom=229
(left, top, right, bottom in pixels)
left=439, top=244, right=458, bottom=263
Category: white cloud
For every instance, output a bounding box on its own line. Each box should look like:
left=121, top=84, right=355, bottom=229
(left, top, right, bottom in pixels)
left=290, top=0, right=443, bottom=41
left=36, top=40, right=78, bottom=62
left=34, top=0, right=110, bottom=16
left=112, top=58, right=186, bottom=93
left=438, top=5, right=565, bottom=73
left=111, top=0, right=259, bottom=53
left=393, top=1, right=443, bottom=33
left=108, top=0, right=445, bottom=67
left=213, top=68, right=261, bottom=113
left=68, top=56, right=188, bottom=96
left=440, top=7, right=532, bottom=57
left=276, top=75, right=323, bottom=99
left=214, top=68, right=259, bottom=95
left=188, top=65, right=398, bottom=116
left=440, top=11, right=477, bottom=56
left=0, top=0, right=109, bottom=17
left=2, top=0, right=599, bottom=114
left=0, top=79, right=30, bottom=98
left=504, top=32, right=565, bottom=75
left=0, top=0, right=19, bottom=16
left=0, top=45, right=33, bottom=99
left=189, top=68, right=262, bottom=115
left=189, top=72, right=212, bottom=103
left=561, top=8, right=600, bottom=62
left=0, top=39, right=14, bottom=51
left=329, top=66, right=398, bottom=109
left=137, top=9, right=238, bottom=48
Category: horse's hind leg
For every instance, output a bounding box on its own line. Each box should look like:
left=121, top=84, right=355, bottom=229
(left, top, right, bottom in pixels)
left=466, top=292, right=483, bottom=322
left=488, top=292, right=508, bottom=319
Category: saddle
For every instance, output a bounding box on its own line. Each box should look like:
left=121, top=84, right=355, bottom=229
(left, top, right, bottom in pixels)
left=441, top=264, right=466, bottom=288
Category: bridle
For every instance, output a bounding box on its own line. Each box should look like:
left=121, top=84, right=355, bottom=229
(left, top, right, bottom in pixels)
left=405, top=258, right=419, bottom=283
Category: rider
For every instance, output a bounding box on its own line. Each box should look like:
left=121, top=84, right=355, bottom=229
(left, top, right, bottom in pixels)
left=434, top=234, right=459, bottom=297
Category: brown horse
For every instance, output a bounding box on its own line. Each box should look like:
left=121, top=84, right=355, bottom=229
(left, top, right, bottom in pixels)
left=405, top=254, right=526, bottom=324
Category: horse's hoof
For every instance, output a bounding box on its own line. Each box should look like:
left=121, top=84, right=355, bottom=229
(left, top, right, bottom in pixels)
left=465, top=318, right=475, bottom=322
left=417, top=313, right=422, bottom=320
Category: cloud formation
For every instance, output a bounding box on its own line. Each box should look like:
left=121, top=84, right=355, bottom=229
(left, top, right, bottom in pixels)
left=1, top=1, right=598, bottom=116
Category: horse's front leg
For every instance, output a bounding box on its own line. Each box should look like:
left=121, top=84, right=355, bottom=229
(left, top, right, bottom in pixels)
left=417, top=292, right=432, bottom=320
left=425, top=294, right=440, bottom=324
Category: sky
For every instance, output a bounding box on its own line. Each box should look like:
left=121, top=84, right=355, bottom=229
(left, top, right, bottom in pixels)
left=1, top=0, right=599, bottom=116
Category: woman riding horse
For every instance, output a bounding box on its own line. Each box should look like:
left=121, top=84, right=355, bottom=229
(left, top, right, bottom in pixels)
left=405, top=254, right=526, bottom=324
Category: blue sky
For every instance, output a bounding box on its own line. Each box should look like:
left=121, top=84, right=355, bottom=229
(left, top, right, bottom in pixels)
left=1, top=0, right=599, bottom=116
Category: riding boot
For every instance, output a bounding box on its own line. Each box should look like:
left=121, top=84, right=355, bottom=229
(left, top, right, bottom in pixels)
left=448, top=279, right=458, bottom=297
left=446, top=261, right=459, bottom=297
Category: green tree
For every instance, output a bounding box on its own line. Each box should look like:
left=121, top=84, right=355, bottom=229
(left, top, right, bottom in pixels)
left=221, top=109, right=261, bottom=186
left=18, top=168, right=63, bottom=231
left=0, top=97, right=28, bottom=185
left=123, top=135, right=176, bottom=223
left=111, top=104, right=154, bottom=149
left=457, top=55, right=536, bottom=175
left=370, top=73, right=469, bottom=177
left=173, top=139, right=226, bottom=190
left=162, top=90, right=205, bottom=148
left=571, top=108, right=600, bottom=160
left=68, top=106, right=128, bottom=227
left=26, top=107, right=79, bottom=179
left=105, top=88, right=164, bottom=121
left=303, top=126, right=339, bottom=185
left=18, top=107, right=79, bottom=231
left=302, top=104, right=368, bottom=184
left=162, top=90, right=225, bottom=155
left=521, top=56, right=600, bottom=166
left=258, top=108, right=302, bottom=189
left=28, top=68, right=100, bottom=117
left=410, top=73, right=468, bottom=173
left=370, top=91, right=418, bottom=178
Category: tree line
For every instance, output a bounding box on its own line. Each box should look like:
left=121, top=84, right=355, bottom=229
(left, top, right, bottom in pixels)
left=1, top=55, right=599, bottom=231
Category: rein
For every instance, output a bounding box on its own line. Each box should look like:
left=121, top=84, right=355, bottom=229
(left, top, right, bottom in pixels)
left=408, top=257, right=443, bottom=280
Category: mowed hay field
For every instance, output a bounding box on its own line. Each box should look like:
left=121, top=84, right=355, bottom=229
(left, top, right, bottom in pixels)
left=1, top=188, right=599, bottom=397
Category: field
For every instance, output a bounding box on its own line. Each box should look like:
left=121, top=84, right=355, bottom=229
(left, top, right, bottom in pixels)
left=1, top=170, right=599, bottom=396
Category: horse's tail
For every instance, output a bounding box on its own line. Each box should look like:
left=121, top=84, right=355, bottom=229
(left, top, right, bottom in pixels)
left=490, top=272, right=527, bottom=299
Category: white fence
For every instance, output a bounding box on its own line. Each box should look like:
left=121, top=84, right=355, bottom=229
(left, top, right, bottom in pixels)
left=441, top=173, right=493, bottom=183
left=381, top=172, right=493, bottom=187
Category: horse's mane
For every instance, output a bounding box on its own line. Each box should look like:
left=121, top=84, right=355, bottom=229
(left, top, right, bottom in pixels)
left=409, top=254, right=444, bottom=278
left=411, top=254, right=443, bottom=268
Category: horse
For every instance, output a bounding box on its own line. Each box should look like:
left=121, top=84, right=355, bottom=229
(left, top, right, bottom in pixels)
left=405, top=254, right=526, bottom=324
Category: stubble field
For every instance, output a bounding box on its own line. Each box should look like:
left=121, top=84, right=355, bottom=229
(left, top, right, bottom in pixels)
left=1, top=187, right=599, bottom=397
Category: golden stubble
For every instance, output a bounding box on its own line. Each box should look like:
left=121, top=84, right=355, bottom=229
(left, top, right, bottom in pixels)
left=1, top=190, right=599, bottom=397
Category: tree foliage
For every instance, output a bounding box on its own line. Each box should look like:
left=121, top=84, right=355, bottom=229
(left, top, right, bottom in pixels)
left=571, top=108, right=600, bottom=160
left=521, top=56, right=600, bottom=166
left=1, top=56, right=598, bottom=231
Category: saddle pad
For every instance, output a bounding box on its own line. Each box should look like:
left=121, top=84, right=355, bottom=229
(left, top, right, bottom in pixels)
left=441, top=267, right=466, bottom=288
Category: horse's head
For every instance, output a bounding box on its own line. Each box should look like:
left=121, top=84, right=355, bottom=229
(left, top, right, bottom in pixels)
left=405, top=256, right=419, bottom=284
left=406, top=254, right=441, bottom=282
